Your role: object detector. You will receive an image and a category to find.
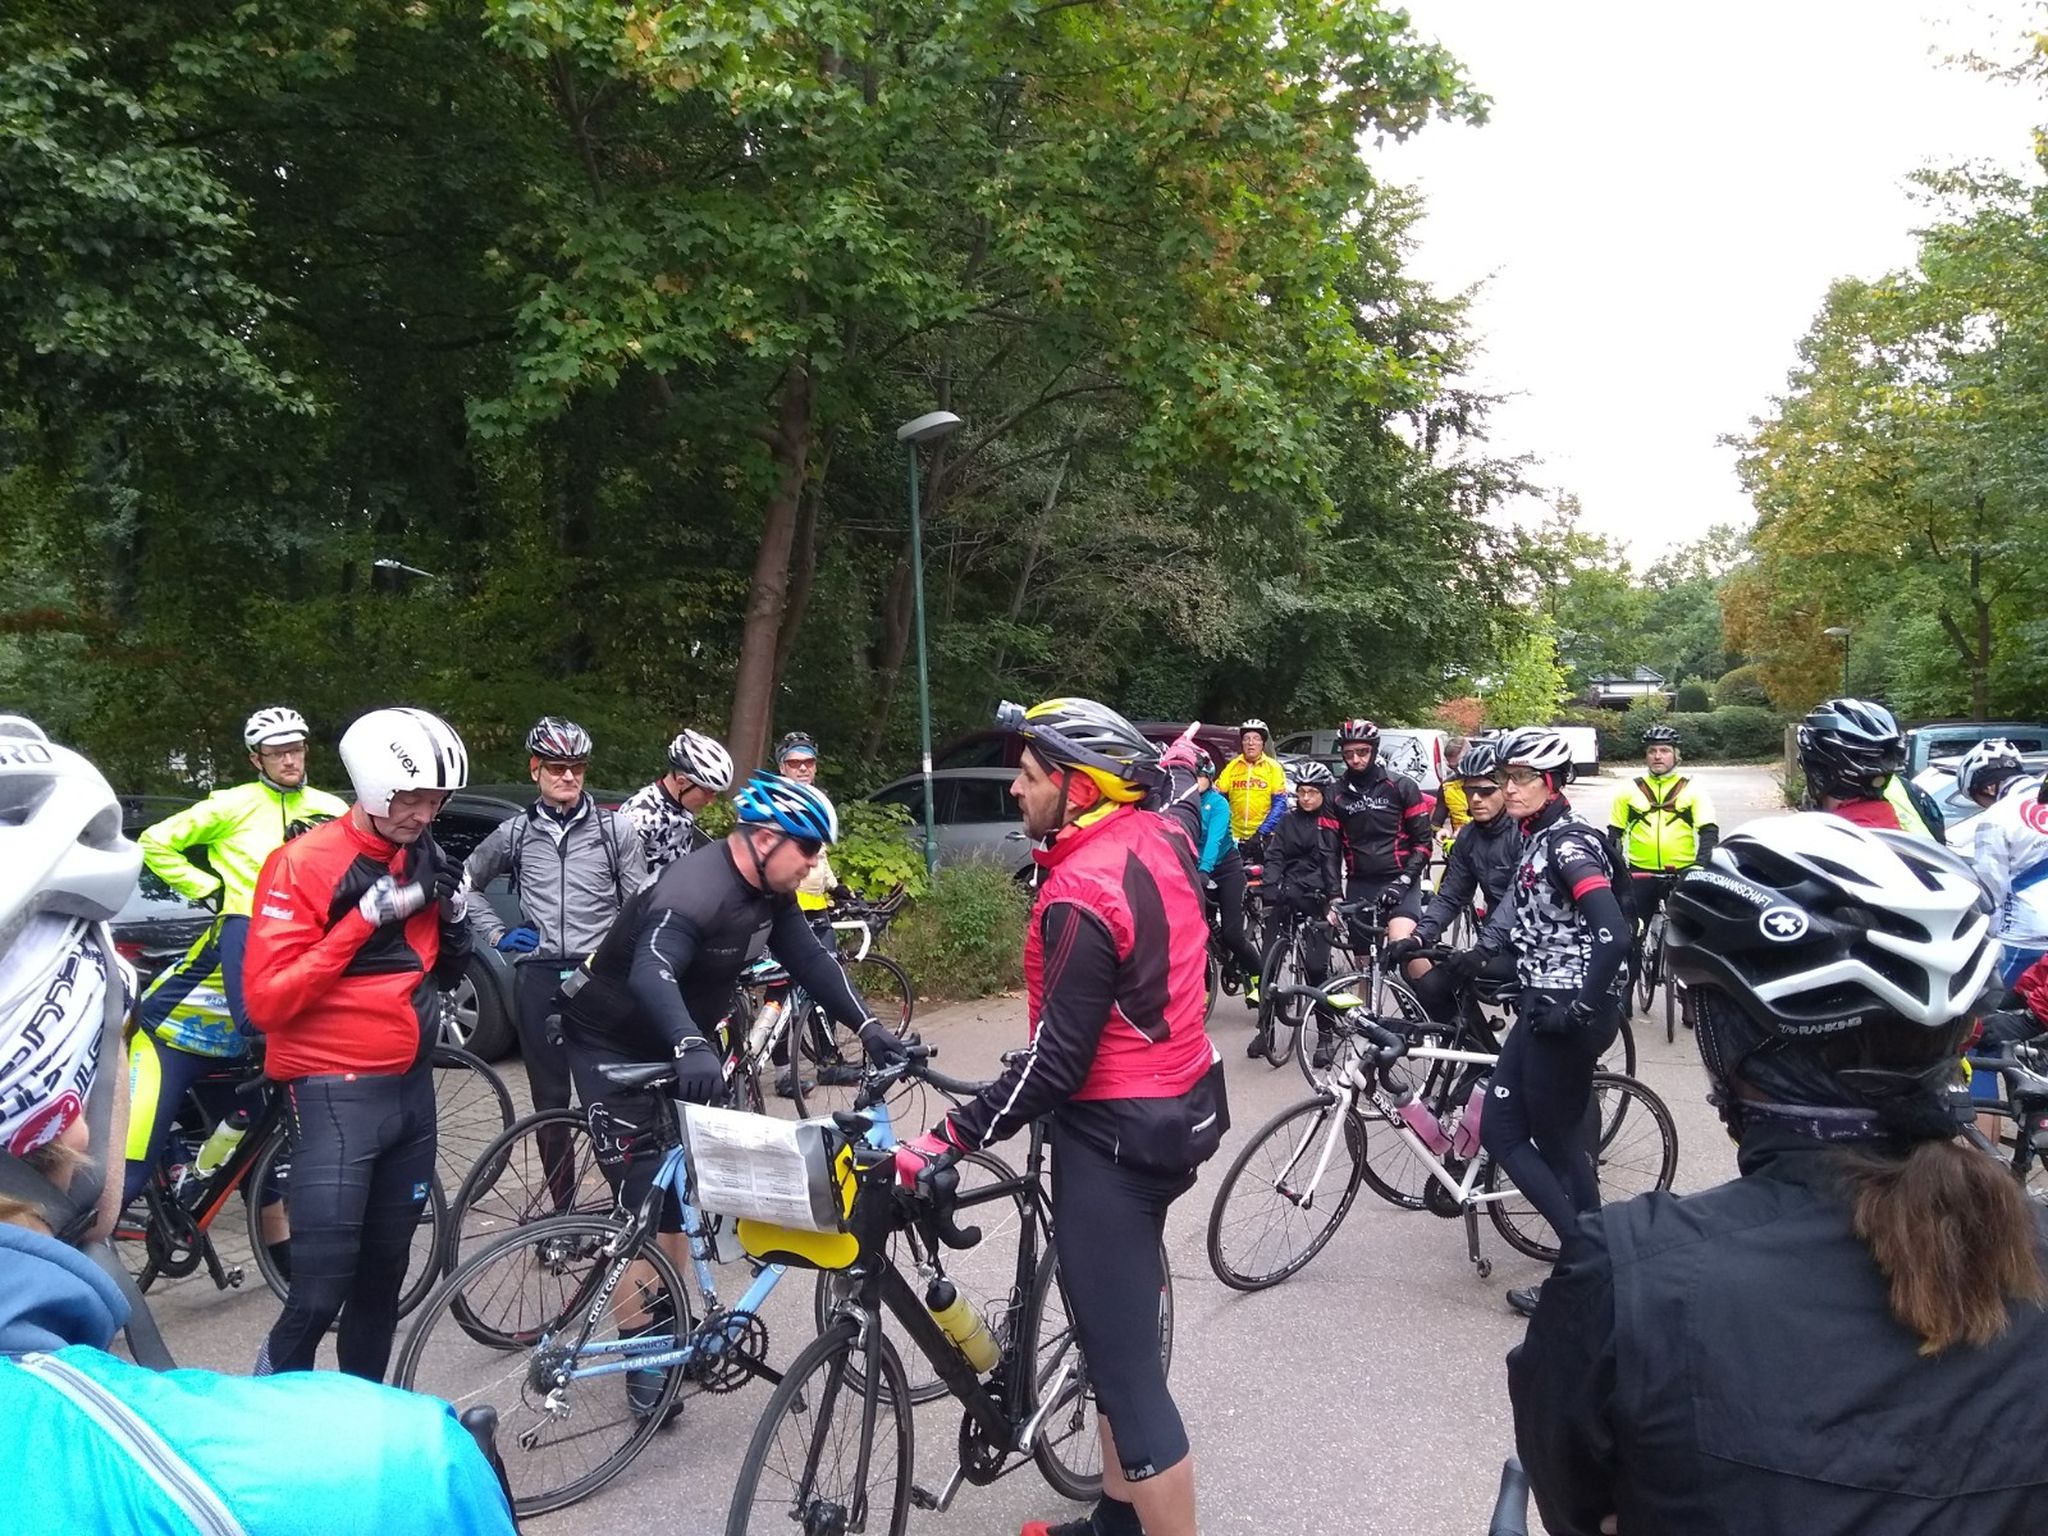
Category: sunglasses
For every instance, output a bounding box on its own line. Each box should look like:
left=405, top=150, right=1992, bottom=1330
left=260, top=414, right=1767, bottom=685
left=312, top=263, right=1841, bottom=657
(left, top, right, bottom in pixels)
left=1463, top=782, right=1503, bottom=798
left=786, top=834, right=824, bottom=859
left=538, top=759, right=588, bottom=775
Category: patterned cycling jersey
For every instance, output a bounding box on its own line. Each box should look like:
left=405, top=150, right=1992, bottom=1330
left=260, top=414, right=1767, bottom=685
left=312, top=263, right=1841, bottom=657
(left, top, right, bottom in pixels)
left=622, top=780, right=703, bottom=873
left=1509, top=797, right=1627, bottom=997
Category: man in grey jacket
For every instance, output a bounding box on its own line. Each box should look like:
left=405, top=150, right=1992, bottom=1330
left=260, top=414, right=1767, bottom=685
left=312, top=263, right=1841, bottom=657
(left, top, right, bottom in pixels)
left=465, top=717, right=649, bottom=1191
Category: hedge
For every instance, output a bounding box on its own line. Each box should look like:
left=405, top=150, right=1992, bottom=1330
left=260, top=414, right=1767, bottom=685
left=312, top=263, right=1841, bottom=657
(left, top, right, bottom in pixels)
left=1555, top=704, right=1790, bottom=764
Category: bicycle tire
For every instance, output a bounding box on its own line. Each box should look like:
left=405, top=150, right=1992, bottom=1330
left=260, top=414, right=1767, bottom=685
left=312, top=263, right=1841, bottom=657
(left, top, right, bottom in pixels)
left=446, top=1107, right=609, bottom=1310
left=1663, top=939, right=1678, bottom=1043
left=1026, top=1237, right=1174, bottom=1501
left=724, top=1315, right=913, bottom=1536
left=246, top=1128, right=448, bottom=1317
left=1600, top=1012, right=1638, bottom=1083
left=1256, top=928, right=1305, bottom=1068
left=432, top=1043, right=517, bottom=1204
left=1297, top=973, right=1431, bottom=1091
left=1206, top=1096, right=1365, bottom=1290
left=1634, top=916, right=1660, bottom=1013
left=842, top=952, right=915, bottom=1036
left=1484, top=1072, right=1679, bottom=1262
left=1204, top=947, right=1223, bottom=1025
left=394, top=1213, right=691, bottom=1516
left=811, top=1149, right=1027, bottom=1405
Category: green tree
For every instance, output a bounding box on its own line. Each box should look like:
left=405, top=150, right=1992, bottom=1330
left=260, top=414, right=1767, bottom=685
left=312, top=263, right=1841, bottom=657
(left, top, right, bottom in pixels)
left=1481, top=614, right=1569, bottom=727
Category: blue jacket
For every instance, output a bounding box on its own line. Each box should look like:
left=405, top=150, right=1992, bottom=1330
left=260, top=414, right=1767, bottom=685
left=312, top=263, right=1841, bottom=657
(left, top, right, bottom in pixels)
left=0, top=1224, right=514, bottom=1536
left=1197, top=790, right=1234, bottom=874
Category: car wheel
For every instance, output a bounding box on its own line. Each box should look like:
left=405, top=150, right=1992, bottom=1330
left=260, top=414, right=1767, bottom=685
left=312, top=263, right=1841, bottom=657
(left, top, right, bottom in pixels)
left=441, top=954, right=515, bottom=1062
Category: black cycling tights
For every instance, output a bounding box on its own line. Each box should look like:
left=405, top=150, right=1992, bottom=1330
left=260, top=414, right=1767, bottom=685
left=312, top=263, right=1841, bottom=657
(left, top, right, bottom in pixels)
left=1049, top=1125, right=1195, bottom=1483
left=1208, top=851, right=1263, bottom=977
left=1479, top=993, right=1620, bottom=1239
left=257, top=1066, right=435, bottom=1381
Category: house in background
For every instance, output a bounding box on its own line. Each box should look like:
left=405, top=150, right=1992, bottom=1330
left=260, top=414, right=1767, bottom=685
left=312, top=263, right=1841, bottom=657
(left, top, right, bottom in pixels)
left=1584, top=666, right=1668, bottom=710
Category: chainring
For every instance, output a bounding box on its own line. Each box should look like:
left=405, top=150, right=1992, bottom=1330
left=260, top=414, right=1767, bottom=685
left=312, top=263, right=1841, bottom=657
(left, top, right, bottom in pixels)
left=1423, top=1158, right=1468, bottom=1219
left=692, top=1310, right=770, bottom=1393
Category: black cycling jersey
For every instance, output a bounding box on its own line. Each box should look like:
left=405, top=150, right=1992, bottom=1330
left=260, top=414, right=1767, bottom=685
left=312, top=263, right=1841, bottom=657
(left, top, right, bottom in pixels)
left=1418, top=812, right=1521, bottom=944
left=560, top=840, right=868, bottom=1056
left=1263, top=806, right=1342, bottom=910
left=1330, top=763, right=1433, bottom=885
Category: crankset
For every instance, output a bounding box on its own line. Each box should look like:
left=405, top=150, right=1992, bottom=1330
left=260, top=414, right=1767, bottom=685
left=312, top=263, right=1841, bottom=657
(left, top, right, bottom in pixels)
left=1424, top=1157, right=1468, bottom=1219
left=690, top=1310, right=770, bottom=1393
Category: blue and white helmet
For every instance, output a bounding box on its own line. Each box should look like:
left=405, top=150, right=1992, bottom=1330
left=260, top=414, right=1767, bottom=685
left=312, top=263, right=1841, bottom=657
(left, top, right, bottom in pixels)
left=733, top=771, right=839, bottom=844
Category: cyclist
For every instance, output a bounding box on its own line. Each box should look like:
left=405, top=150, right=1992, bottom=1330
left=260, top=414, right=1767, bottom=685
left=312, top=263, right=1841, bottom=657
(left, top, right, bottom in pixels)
left=1482, top=726, right=1629, bottom=1318
left=1432, top=733, right=1472, bottom=852
left=1328, top=717, right=1433, bottom=955
left=1382, top=737, right=1521, bottom=1025
left=1798, top=698, right=1940, bottom=839
left=0, top=716, right=515, bottom=1534
left=623, top=728, right=734, bottom=873
left=773, top=732, right=854, bottom=917
left=894, top=697, right=1223, bottom=1536
left=465, top=715, right=649, bottom=1203
left=1262, top=759, right=1346, bottom=1065
left=1195, top=751, right=1264, bottom=1009
left=127, top=708, right=348, bottom=1209
left=555, top=770, right=907, bottom=1416
left=1511, top=814, right=2048, bottom=1535
left=1214, top=717, right=1289, bottom=860
left=243, top=707, right=473, bottom=1381
left=1608, top=722, right=1718, bottom=979
left=1961, top=739, right=2048, bottom=987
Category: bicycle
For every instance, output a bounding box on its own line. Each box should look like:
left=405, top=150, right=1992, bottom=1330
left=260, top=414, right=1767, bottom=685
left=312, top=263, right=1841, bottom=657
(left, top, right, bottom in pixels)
left=112, top=1043, right=489, bottom=1314
left=1255, top=898, right=1423, bottom=1077
left=1207, top=978, right=1678, bottom=1289
left=1965, top=1039, right=2048, bottom=1200
left=724, top=1062, right=1174, bottom=1536
left=1628, top=871, right=1681, bottom=1043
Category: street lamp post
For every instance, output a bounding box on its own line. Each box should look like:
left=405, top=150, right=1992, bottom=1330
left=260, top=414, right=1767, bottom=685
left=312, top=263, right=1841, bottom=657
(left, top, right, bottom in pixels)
left=896, top=410, right=964, bottom=876
left=1823, top=626, right=1851, bottom=696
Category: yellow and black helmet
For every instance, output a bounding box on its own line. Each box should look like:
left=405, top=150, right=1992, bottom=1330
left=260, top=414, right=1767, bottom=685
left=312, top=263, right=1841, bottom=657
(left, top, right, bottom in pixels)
left=997, top=697, right=1158, bottom=805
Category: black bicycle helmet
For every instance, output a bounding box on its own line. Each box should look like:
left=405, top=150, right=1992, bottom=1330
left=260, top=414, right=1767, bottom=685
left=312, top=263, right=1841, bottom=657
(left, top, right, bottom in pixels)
left=1666, top=813, right=1997, bottom=1139
left=1290, top=758, right=1335, bottom=789
left=1796, top=698, right=1904, bottom=800
left=1642, top=723, right=1681, bottom=746
left=1457, top=740, right=1502, bottom=782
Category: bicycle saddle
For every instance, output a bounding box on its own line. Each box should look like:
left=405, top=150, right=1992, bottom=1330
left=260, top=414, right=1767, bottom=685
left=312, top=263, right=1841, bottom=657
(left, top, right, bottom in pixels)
left=598, top=1061, right=677, bottom=1091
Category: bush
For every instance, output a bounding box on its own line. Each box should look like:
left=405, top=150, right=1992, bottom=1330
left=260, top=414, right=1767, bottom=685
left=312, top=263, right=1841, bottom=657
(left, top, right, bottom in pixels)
left=1674, top=676, right=1712, bottom=712
left=889, top=862, right=1030, bottom=1000
left=833, top=801, right=931, bottom=899
left=1713, top=665, right=1772, bottom=709
left=1662, top=707, right=1789, bottom=761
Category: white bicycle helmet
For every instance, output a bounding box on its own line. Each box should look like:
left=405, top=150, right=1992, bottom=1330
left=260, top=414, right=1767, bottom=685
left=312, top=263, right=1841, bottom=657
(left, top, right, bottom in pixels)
left=1497, top=726, right=1572, bottom=775
left=668, top=729, right=735, bottom=792
left=243, top=706, right=310, bottom=751
left=339, top=707, right=469, bottom=817
left=0, top=716, right=139, bottom=944
left=1957, top=738, right=2027, bottom=800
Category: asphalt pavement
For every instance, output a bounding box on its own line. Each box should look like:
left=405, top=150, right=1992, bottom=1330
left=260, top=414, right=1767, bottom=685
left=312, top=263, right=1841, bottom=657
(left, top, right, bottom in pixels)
left=133, top=762, right=1787, bottom=1536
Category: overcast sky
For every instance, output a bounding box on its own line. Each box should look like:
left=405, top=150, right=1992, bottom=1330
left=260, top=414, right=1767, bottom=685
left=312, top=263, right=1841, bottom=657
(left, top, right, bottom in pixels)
left=1373, top=1, right=2046, bottom=563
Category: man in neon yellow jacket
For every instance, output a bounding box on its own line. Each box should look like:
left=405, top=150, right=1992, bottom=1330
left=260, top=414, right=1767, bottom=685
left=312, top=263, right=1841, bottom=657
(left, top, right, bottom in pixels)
left=125, top=707, right=347, bottom=1210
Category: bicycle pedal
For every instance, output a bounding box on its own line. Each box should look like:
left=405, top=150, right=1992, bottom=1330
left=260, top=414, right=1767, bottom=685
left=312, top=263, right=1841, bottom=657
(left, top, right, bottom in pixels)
left=224, top=1266, right=244, bottom=1289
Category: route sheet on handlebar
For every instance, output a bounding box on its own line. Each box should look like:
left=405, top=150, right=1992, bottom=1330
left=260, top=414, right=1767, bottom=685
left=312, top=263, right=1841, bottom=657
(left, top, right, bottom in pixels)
left=681, top=1104, right=850, bottom=1232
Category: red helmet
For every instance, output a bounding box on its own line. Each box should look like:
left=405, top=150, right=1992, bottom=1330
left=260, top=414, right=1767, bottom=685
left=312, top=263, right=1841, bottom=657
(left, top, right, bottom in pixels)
left=1337, top=718, right=1379, bottom=746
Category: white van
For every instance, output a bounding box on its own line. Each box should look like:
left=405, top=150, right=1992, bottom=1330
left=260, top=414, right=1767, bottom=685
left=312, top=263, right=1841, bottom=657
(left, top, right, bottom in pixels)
left=1275, top=728, right=1454, bottom=792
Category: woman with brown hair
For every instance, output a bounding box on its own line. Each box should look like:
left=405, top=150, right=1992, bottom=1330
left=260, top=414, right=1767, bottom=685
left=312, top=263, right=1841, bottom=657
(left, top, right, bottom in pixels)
left=1510, top=812, right=2048, bottom=1536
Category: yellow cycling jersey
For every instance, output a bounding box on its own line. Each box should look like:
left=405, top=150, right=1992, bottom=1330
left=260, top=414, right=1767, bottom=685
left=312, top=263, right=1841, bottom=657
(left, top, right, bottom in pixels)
left=139, top=779, right=349, bottom=916
left=1611, top=772, right=1716, bottom=872
left=1439, top=778, right=1470, bottom=831
left=1882, top=774, right=1935, bottom=841
left=1215, top=754, right=1289, bottom=842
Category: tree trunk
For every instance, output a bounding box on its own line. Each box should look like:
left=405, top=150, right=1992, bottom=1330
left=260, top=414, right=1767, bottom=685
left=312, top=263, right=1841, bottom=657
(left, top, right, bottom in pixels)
left=728, top=356, right=814, bottom=775
left=773, top=431, right=834, bottom=686
left=861, top=555, right=915, bottom=762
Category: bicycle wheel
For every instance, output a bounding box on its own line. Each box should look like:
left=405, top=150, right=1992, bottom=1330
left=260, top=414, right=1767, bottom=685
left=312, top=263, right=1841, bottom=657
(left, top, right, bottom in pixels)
left=393, top=1214, right=692, bottom=1516
left=1206, top=1096, right=1364, bottom=1290
left=447, top=1107, right=610, bottom=1300
left=1485, top=1072, right=1679, bottom=1262
left=1204, top=946, right=1223, bottom=1025
left=724, top=1315, right=913, bottom=1536
left=1634, top=916, right=1660, bottom=1014
left=842, top=953, right=915, bottom=1037
left=1663, top=949, right=1678, bottom=1044
left=1026, top=1237, right=1174, bottom=1502
left=1297, top=973, right=1429, bottom=1091
left=245, top=1129, right=447, bottom=1317
left=1599, top=1013, right=1638, bottom=1083
left=790, top=1003, right=868, bottom=1124
left=812, top=1149, right=1028, bottom=1405
left=432, top=1044, right=516, bottom=1205
left=1354, top=1062, right=1444, bottom=1214
left=1256, top=929, right=1306, bottom=1068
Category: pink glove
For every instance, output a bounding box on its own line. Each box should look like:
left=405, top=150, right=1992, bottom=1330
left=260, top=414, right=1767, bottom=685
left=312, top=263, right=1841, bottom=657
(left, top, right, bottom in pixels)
left=1156, top=722, right=1203, bottom=774
left=893, top=1123, right=962, bottom=1188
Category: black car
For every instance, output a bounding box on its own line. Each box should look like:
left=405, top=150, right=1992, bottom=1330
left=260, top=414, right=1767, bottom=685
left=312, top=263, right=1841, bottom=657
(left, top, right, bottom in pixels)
left=115, top=791, right=527, bottom=1062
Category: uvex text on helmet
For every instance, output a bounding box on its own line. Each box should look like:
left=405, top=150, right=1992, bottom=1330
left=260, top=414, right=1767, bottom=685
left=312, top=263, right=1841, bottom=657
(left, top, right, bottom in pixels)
left=339, top=708, right=470, bottom=818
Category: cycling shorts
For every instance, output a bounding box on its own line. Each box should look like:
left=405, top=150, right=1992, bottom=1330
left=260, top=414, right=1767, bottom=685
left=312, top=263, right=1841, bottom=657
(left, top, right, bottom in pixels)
left=564, top=1041, right=684, bottom=1234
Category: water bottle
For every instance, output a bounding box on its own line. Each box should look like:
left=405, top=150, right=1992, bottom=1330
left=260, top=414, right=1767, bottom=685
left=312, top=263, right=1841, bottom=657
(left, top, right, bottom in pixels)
left=193, top=1113, right=250, bottom=1177
left=924, top=1277, right=1000, bottom=1374
left=745, top=998, right=785, bottom=1061
left=1391, top=1085, right=1451, bottom=1155
left=1451, top=1081, right=1488, bottom=1160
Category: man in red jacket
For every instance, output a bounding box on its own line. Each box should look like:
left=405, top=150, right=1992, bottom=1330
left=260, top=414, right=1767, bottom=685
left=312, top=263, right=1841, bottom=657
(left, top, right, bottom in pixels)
left=897, top=698, right=1224, bottom=1536
left=244, top=706, right=472, bottom=1381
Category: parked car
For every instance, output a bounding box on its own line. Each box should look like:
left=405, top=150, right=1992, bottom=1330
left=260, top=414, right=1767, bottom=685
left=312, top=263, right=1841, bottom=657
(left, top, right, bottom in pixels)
left=1911, top=753, right=2048, bottom=862
left=868, top=767, right=1033, bottom=876
left=1903, top=722, right=2048, bottom=779
left=116, top=789, right=527, bottom=1061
